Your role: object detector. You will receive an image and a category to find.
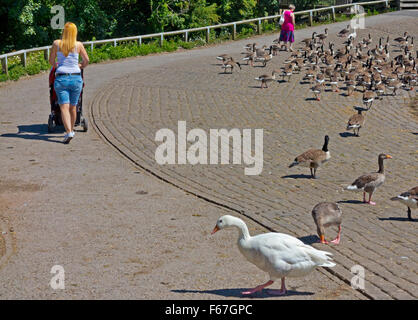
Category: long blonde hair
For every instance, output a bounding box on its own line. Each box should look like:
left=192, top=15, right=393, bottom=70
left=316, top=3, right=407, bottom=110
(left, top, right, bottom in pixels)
left=59, top=22, right=77, bottom=57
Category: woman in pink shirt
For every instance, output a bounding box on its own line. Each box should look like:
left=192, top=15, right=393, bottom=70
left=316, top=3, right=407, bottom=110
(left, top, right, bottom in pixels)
left=279, top=4, right=296, bottom=52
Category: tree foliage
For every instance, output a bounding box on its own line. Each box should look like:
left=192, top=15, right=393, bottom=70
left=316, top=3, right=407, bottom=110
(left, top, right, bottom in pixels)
left=1, top=0, right=325, bottom=54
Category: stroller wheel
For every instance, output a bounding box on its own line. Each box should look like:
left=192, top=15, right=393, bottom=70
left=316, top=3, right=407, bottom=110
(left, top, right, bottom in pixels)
left=48, top=115, right=56, bottom=133
left=81, top=117, right=88, bottom=132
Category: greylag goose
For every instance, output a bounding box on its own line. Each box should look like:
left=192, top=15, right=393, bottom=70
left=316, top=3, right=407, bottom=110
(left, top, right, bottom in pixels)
left=312, top=202, right=342, bottom=244
left=346, top=154, right=392, bottom=205
left=211, top=215, right=335, bottom=296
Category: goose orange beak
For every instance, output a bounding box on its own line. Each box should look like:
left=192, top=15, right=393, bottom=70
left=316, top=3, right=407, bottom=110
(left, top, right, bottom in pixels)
left=386, top=155, right=392, bottom=159
left=211, top=225, right=219, bottom=235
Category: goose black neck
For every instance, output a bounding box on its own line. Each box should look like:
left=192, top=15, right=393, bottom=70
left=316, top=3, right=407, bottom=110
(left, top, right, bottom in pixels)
left=322, top=136, right=329, bottom=152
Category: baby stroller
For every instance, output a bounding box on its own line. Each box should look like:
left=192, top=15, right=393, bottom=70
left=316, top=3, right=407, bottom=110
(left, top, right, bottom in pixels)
left=48, top=66, right=88, bottom=133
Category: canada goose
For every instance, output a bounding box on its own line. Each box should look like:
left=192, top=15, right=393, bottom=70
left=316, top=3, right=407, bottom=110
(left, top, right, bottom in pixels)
left=342, top=37, right=354, bottom=50
left=404, top=72, right=417, bottom=90
left=256, top=45, right=269, bottom=57
left=311, top=83, right=323, bottom=101
left=324, top=53, right=334, bottom=66
left=346, top=153, right=392, bottom=205
left=270, top=44, right=280, bottom=56
left=375, top=81, right=386, bottom=98
left=330, top=74, right=339, bottom=92
left=312, top=202, right=342, bottom=244
left=347, top=28, right=357, bottom=40
left=222, top=59, right=241, bottom=73
left=303, top=32, right=317, bottom=45
left=338, top=25, right=350, bottom=37
left=372, top=72, right=382, bottom=87
left=316, top=28, right=329, bottom=44
left=255, top=71, right=277, bottom=89
left=346, top=108, right=365, bottom=136
left=363, top=90, right=376, bottom=109
left=289, top=135, right=330, bottom=179
left=386, top=79, right=404, bottom=96
left=244, top=43, right=257, bottom=52
left=305, top=66, right=317, bottom=84
left=395, top=63, right=405, bottom=79
left=394, top=32, right=408, bottom=45
left=254, top=48, right=273, bottom=67
left=345, top=80, right=356, bottom=96
left=242, top=51, right=256, bottom=66
left=405, top=36, right=414, bottom=52
left=361, top=74, right=372, bottom=92
left=301, top=37, right=313, bottom=47
left=216, top=54, right=232, bottom=62
left=281, top=64, right=294, bottom=82
left=362, top=34, right=373, bottom=47
left=315, top=73, right=325, bottom=85
left=390, top=186, right=418, bottom=221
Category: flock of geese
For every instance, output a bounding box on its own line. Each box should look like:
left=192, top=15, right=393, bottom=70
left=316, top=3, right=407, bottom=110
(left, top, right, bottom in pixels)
left=212, top=25, right=417, bottom=296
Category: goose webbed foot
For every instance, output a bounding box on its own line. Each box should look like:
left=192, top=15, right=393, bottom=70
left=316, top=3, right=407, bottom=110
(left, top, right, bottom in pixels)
left=330, top=226, right=341, bottom=244
left=267, top=278, right=287, bottom=296
left=407, top=208, right=413, bottom=221
left=318, top=235, right=329, bottom=244
left=241, top=280, right=274, bottom=296
left=366, top=193, right=376, bottom=205
left=330, top=237, right=340, bottom=244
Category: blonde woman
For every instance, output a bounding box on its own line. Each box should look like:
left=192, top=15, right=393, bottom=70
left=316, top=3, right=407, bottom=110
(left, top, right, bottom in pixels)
left=49, top=22, right=89, bottom=144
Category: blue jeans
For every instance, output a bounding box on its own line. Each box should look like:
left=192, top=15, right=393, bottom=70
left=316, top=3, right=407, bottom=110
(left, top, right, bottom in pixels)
left=54, top=75, right=83, bottom=106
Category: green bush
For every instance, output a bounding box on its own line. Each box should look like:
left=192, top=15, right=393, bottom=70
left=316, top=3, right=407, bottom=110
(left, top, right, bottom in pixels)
left=26, top=62, right=42, bottom=75
left=0, top=73, right=8, bottom=82
left=161, top=41, right=179, bottom=52
left=8, top=65, right=26, bottom=81
left=39, top=59, right=50, bottom=71
left=262, top=22, right=276, bottom=32
left=178, top=41, right=196, bottom=49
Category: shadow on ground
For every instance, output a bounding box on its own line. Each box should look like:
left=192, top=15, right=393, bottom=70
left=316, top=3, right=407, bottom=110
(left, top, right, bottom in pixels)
left=298, top=234, right=320, bottom=245
left=171, top=288, right=314, bottom=298
left=337, top=200, right=364, bottom=205
left=281, top=174, right=313, bottom=179
left=378, top=217, right=417, bottom=222
left=1, top=124, right=62, bottom=144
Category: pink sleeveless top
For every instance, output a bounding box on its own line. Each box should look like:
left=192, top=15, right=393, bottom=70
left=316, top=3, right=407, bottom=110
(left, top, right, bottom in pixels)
left=282, top=10, right=294, bottom=32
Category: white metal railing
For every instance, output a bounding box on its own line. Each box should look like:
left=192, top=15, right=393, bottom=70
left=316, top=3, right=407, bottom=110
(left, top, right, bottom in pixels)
left=0, top=0, right=393, bottom=75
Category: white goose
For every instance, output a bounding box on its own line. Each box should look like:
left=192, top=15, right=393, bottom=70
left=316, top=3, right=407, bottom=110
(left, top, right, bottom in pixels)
left=211, top=215, right=336, bottom=296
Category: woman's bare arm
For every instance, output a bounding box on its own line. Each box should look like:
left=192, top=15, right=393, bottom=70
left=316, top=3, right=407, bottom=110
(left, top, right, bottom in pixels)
left=292, top=13, right=296, bottom=27
left=78, top=42, right=89, bottom=69
left=49, top=40, right=59, bottom=66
